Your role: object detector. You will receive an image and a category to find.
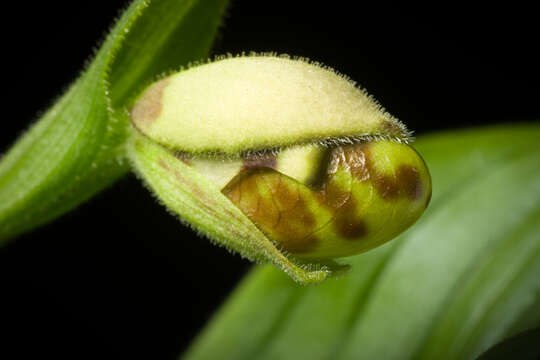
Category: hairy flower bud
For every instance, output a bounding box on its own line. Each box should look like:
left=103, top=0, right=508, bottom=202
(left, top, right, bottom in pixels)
left=128, top=55, right=431, bottom=284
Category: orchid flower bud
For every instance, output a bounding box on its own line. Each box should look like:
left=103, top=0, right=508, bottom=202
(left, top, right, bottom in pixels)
left=128, top=55, right=432, bottom=284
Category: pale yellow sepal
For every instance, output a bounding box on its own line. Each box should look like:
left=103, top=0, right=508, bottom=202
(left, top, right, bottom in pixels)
left=131, top=55, right=409, bottom=155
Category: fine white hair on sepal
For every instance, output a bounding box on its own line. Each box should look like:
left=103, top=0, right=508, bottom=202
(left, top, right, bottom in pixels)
left=162, top=52, right=379, bottom=100
left=172, top=131, right=413, bottom=162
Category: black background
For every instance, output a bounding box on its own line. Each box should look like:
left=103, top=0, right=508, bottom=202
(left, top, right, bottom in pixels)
left=1, top=1, right=539, bottom=359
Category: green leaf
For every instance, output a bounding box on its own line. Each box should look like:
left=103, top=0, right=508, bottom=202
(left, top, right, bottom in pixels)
left=183, top=123, right=540, bottom=360
left=0, top=0, right=228, bottom=244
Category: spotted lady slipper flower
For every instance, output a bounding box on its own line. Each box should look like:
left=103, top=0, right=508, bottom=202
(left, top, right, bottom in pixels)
left=128, top=55, right=432, bottom=284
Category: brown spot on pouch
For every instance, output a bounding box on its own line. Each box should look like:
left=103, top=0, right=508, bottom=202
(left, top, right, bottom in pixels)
left=396, top=165, right=423, bottom=200
left=305, top=148, right=333, bottom=188
left=315, top=181, right=367, bottom=240
left=270, top=176, right=300, bottom=213
left=333, top=196, right=367, bottom=239
left=222, top=168, right=318, bottom=254
left=338, top=143, right=423, bottom=201
left=130, top=78, right=170, bottom=127
left=372, top=173, right=399, bottom=199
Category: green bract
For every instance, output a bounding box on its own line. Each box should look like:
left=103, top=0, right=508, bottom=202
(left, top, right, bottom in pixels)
left=129, top=55, right=432, bottom=284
